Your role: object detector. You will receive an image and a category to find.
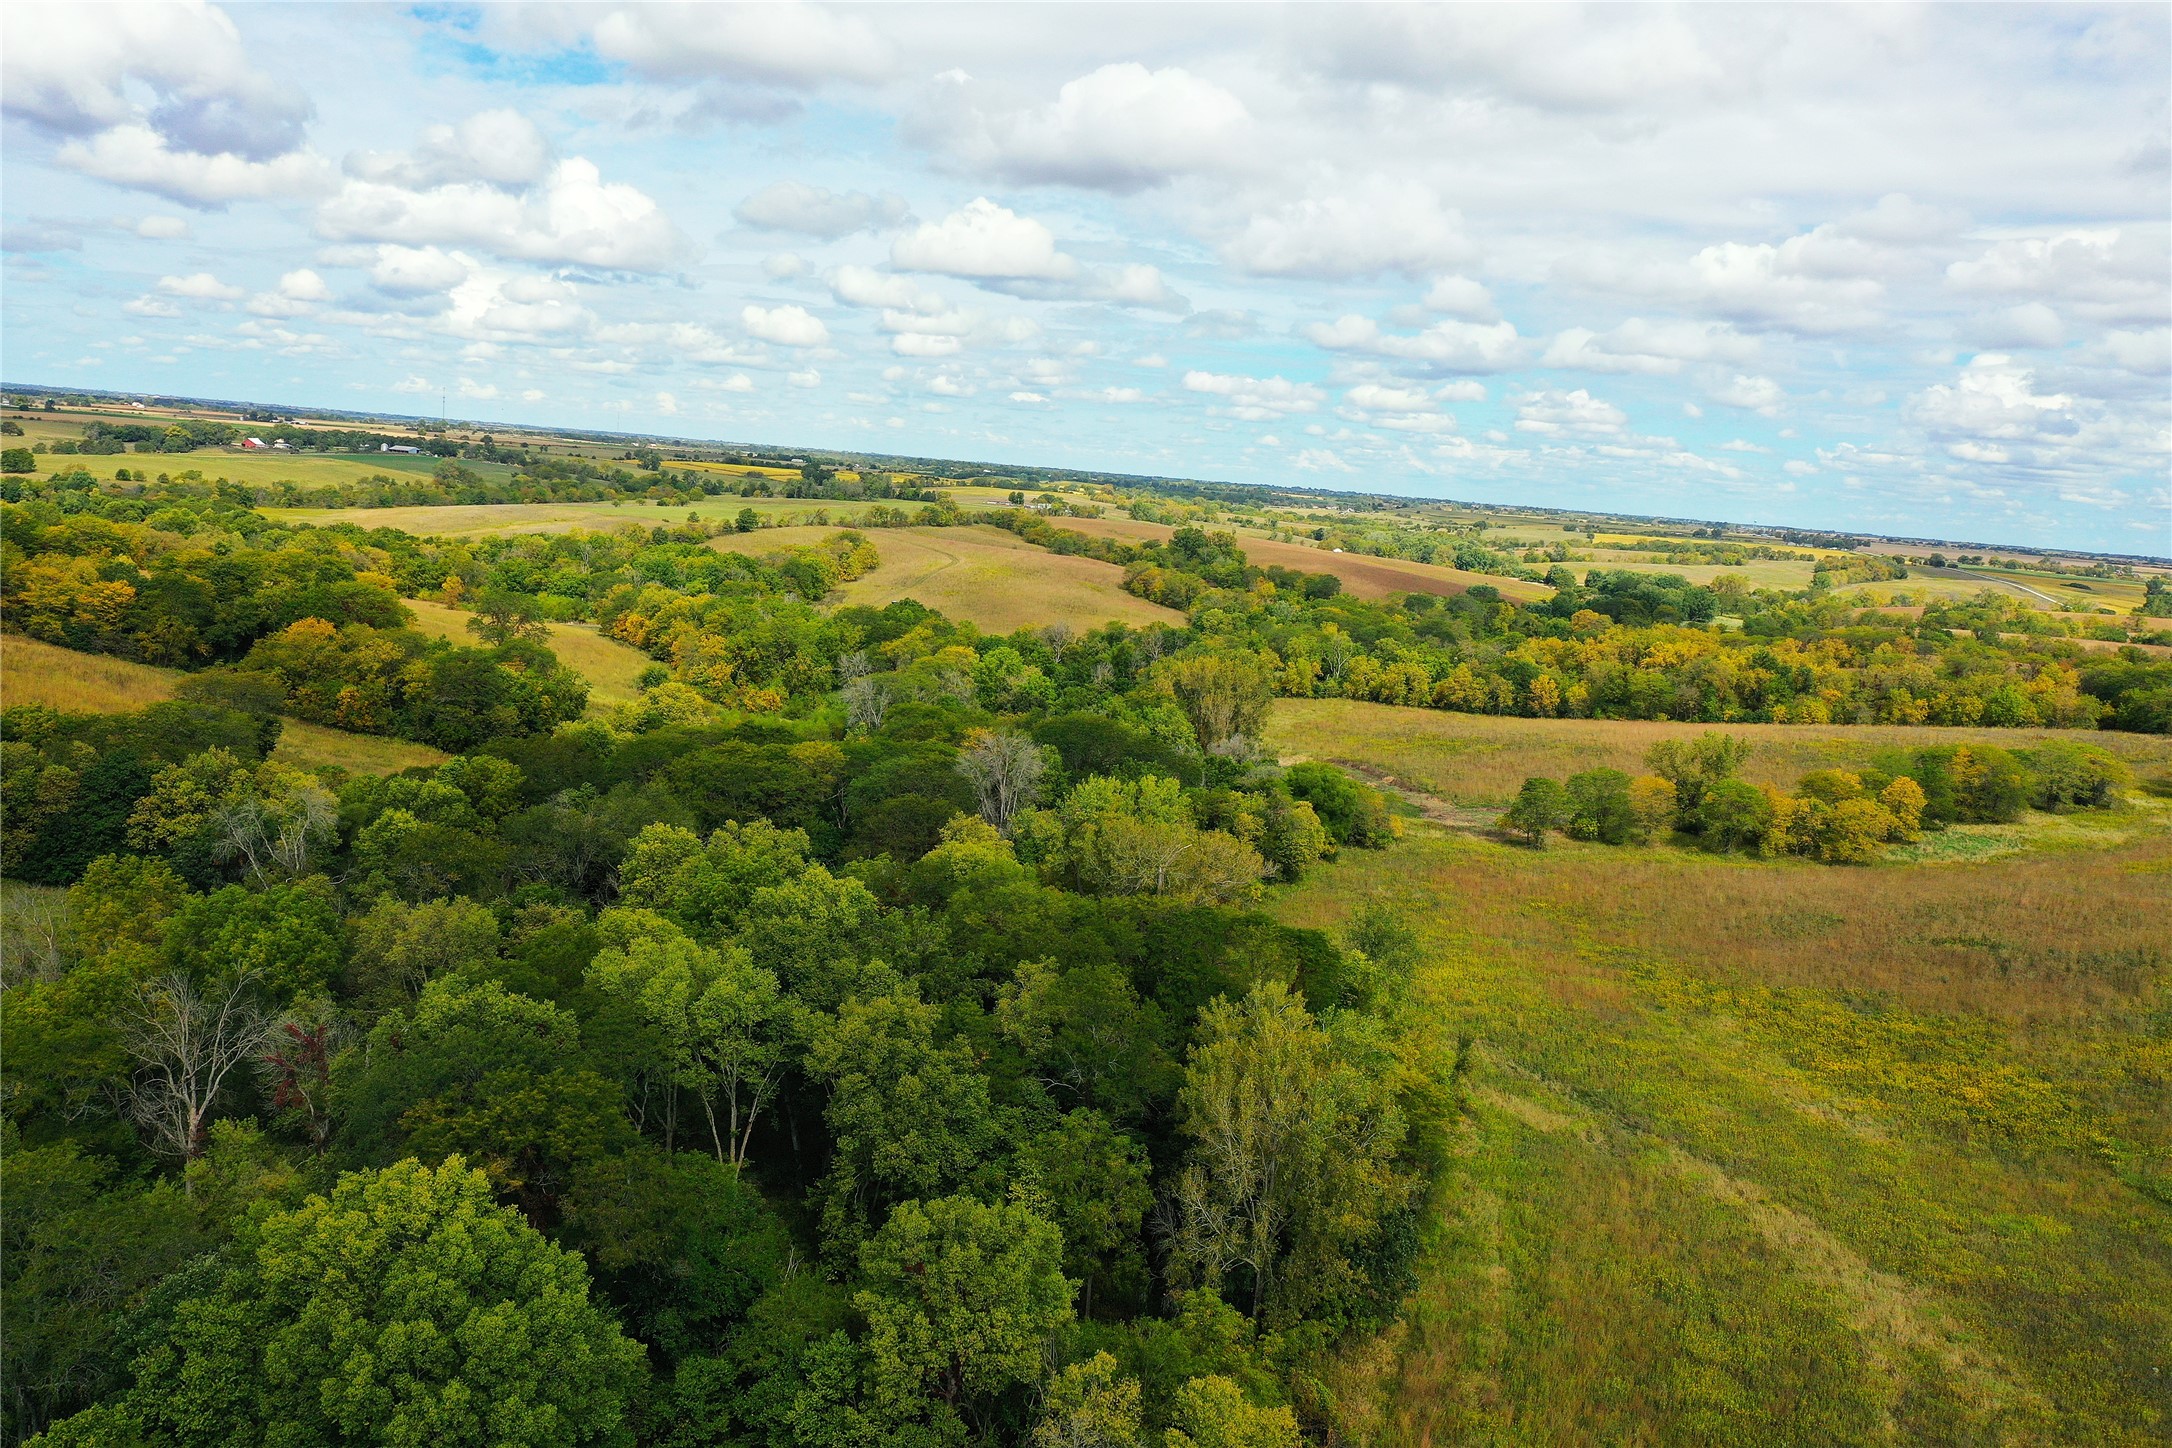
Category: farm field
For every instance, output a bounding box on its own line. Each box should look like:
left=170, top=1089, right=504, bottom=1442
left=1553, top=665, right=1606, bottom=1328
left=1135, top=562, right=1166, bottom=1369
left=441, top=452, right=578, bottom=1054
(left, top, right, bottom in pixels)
left=1270, top=756, right=2172, bottom=1446
left=712, top=524, right=1185, bottom=633
left=1051, top=514, right=1555, bottom=602
left=0, top=635, right=447, bottom=773
left=1268, top=696, right=2172, bottom=808
left=398, top=598, right=652, bottom=706
left=1571, top=556, right=1820, bottom=590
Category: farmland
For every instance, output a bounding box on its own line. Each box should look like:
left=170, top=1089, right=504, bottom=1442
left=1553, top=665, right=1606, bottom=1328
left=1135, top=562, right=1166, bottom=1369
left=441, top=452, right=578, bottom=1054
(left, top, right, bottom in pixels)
left=397, top=598, right=654, bottom=706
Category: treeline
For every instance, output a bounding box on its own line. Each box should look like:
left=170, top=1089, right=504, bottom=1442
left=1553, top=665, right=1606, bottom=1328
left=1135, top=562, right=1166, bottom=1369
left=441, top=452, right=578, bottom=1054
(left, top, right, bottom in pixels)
left=1500, top=731, right=2131, bottom=862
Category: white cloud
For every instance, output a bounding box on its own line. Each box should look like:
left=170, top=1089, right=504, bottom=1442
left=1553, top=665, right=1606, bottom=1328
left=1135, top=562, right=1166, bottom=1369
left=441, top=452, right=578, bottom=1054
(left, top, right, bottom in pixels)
left=317, top=157, right=692, bottom=273
left=654, top=390, right=678, bottom=414
left=392, top=375, right=433, bottom=393
left=1093, top=386, right=1145, bottom=403
left=348, top=110, right=551, bottom=189
left=829, top=264, right=946, bottom=313
left=1905, top=354, right=2075, bottom=444
left=1709, top=374, right=1785, bottom=413
left=1344, top=383, right=1436, bottom=413
left=246, top=267, right=331, bottom=316
left=1009, top=390, right=1049, bottom=404
left=1946, top=228, right=2169, bottom=326
left=1306, top=314, right=1525, bottom=372
left=892, top=198, right=1078, bottom=281
left=358, top=244, right=472, bottom=297
left=943, top=63, right=1252, bottom=190
left=585, top=4, right=893, bottom=86
left=735, top=181, right=907, bottom=238
left=1543, top=318, right=1757, bottom=375
left=1224, top=180, right=1474, bottom=279
left=1184, top=370, right=1326, bottom=421
left=787, top=368, right=822, bottom=388
left=892, top=333, right=963, bottom=358
left=1684, top=239, right=1887, bottom=333
left=1423, top=275, right=1498, bottom=321
left=1964, top=302, right=2065, bottom=350
left=133, top=215, right=191, bottom=239
left=695, top=373, right=756, bottom=393
left=158, top=272, right=244, bottom=301
left=59, top=125, right=333, bottom=207
left=122, top=295, right=183, bottom=318
left=741, top=303, right=829, bottom=347
left=1515, top=388, right=1628, bottom=436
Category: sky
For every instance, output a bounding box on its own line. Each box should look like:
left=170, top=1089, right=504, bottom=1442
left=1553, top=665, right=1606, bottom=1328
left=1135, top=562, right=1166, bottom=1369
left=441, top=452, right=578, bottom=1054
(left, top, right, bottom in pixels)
left=3, top=3, right=2168, bottom=553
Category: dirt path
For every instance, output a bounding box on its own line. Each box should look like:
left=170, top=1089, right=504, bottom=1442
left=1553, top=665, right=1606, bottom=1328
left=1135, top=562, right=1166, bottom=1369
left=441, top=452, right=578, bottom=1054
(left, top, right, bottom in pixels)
left=1282, top=754, right=1507, bottom=834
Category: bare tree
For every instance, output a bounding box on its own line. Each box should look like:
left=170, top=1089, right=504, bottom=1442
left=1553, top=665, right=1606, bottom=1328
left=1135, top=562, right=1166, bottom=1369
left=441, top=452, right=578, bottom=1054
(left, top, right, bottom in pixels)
left=836, top=648, right=873, bottom=684
left=957, top=731, right=1046, bottom=833
left=842, top=674, right=894, bottom=731
left=123, top=972, right=268, bottom=1163
left=212, top=781, right=337, bottom=882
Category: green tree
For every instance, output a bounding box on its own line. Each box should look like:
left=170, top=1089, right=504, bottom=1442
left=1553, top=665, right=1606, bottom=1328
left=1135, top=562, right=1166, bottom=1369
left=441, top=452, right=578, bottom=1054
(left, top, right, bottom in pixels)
left=2, top=446, right=36, bottom=473
left=1499, top=776, right=1569, bottom=846
left=1018, top=1110, right=1153, bottom=1317
left=1162, top=1375, right=1300, bottom=1448
left=1646, top=732, right=1751, bottom=814
left=39, top=1157, right=646, bottom=1447
left=467, top=587, right=551, bottom=646
left=1033, top=1353, right=1143, bottom=1448
left=855, top=1194, right=1073, bottom=1426
left=1698, top=778, right=1775, bottom=854
left=1563, top=768, right=1637, bottom=844
left=1161, top=655, right=1274, bottom=759
left=346, top=894, right=502, bottom=1014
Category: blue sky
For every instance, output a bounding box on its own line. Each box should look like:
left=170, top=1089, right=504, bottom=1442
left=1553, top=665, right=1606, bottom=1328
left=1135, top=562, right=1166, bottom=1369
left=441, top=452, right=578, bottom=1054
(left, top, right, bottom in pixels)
left=4, top=3, right=2168, bottom=552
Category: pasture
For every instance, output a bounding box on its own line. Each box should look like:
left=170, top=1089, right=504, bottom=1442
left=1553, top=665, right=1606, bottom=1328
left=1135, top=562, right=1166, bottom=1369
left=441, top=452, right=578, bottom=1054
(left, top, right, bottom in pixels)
left=711, top=524, right=1185, bottom=633
left=0, top=635, right=447, bottom=773
left=1267, top=697, right=2172, bottom=808
left=1272, top=769, right=2172, bottom=1446
left=261, top=495, right=939, bottom=537
left=398, top=598, right=652, bottom=706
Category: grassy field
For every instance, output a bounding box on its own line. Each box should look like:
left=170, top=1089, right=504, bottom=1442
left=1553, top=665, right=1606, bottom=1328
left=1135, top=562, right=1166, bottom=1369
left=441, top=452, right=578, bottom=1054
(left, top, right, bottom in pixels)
left=259, top=495, right=942, bottom=537
left=1051, top=515, right=1554, bottom=603
left=1268, top=698, right=2172, bottom=808
left=1571, top=556, right=1820, bottom=590
left=1271, top=754, right=2172, bottom=1445
left=398, top=598, right=651, bottom=706
left=712, top=524, right=1186, bottom=633
left=1, top=635, right=447, bottom=773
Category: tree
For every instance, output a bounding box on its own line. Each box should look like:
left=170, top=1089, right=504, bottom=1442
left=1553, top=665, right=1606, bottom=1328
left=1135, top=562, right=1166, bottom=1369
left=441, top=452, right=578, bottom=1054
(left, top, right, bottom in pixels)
left=1033, top=1353, right=1143, bottom=1448
left=1645, top=732, right=1751, bottom=814
left=1627, top=775, right=1677, bottom=843
left=737, top=507, right=759, bottom=533
left=2, top=446, right=35, bottom=473
left=1563, top=768, right=1636, bottom=844
left=855, top=1194, right=1073, bottom=1425
left=121, top=971, right=268, bottom=1162
left=1018, top=1111, right=1154, bottom=1316
left=1168, top=982, right=1409, bottom=1322
left=586, top=910, right=796, bottom=1167
left=347, top=894, right=503, bottom=1013
left=1163, top=654, right=1274, bottom=758
left=957, top=730, right=1046, bottom=833
left=842, top=674, right=894, bottom=731
left=1698, top=778, right=1775, bottom=854
left=1162, top=1376, right=1301, bottom=1448
left=468, top=586, right=551, bottom=646
left=1499, top=777, right=1569, bottom=846
left=39, top=1157, right=646, bottom=1447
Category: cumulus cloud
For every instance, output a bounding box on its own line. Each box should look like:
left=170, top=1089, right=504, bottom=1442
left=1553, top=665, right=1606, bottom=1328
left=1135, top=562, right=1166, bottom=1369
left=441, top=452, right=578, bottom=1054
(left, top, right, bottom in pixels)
left=317, top=151, right=693, bottom=273
left=583, top=3, right=893, bottom=86
left=1904, top=354, right=2076, bottom=450
left=158, top=272, right=244, bottom=301
left=1225, top=179, right=1475, bottom=279
left=1184, top=370, right=1326, bottom=421
left=354, top=244, right=473, bottom=298
left=1306, top=314, right=1526, bottom=372
left=246, top=268, right=332, bottom=316
left=1423, top=276, right=1498, bottom=321
left=930, top=63, right=1252, bottom=191
left=1946, top=228, right=2169, bottom=326
left=348, top=110, right=552, bottom=190
left=59, top=125, right=333, bottom=206
left=1708, top=373, right=1785, bottom=414
left=132, top=215, right=192, bottom=239
left=735, top=181, right=908, bottom=238
left=828, top=264, right=946, bottom=313
left=741, top=303, right=830, bottom=347
left=892, top=197, right=1078, bottom=281
left=1543, top=318, right=1757, bottom=375
left=1515, top=389, right=1629, bottom=436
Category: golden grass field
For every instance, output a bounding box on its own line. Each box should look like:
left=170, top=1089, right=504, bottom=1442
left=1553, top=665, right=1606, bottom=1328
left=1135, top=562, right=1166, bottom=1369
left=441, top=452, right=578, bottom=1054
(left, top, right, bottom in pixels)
left=1271, top=745, right=2172, bottom=1445
left=711, top=524, right=1187, bottom=633
left=1571, top=556, right=1821, bottom=590
left=1048, top=514, right=1555, bottom=603
left=398, top=598, right=652, bottom=706
left=1268, top=696, right=2172, bottom=808
left=1, top=635, right=447, bottom=773
left=258, top=494, right=945, bottom=537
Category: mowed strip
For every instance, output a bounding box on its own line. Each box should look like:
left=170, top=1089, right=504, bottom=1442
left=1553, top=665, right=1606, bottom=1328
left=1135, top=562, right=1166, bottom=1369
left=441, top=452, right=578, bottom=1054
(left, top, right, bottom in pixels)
left=0, top=635, right=447, bottom=773
left=1049, top=514, right=1553, bottom=602
left=711, top=524, right=1186, bottom=633
left=1267, top=696, right=2172, bottom=808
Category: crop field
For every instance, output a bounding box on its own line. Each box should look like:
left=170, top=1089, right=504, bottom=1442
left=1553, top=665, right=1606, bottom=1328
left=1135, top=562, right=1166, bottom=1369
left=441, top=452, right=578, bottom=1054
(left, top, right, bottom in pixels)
left=1270, top=765, right=2172, bottom=1446
left=1571, top=556, right=1820, bottom=590
left=0, top=635, right=446, bottom=773
left=712, top=524, right=1185, bottom=633
left=397, top=598, right=652, bottom=706
left=1268, top=697, right=2172, bottom=808
left=1050, top=514, right=1554, bottom=602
